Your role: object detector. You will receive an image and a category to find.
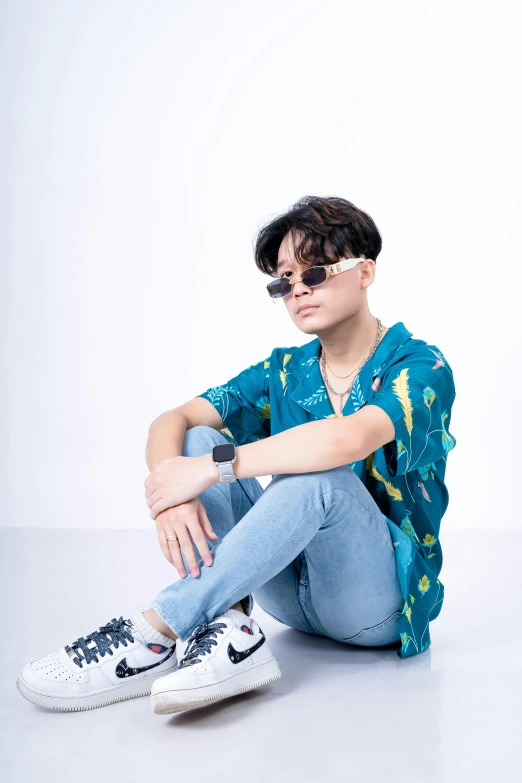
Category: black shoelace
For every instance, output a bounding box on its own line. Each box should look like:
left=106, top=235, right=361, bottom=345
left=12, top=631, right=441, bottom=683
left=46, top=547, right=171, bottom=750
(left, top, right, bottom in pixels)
left=65, top=616, right=135, bottom=669
left=178, top=621, right=227, bottom=669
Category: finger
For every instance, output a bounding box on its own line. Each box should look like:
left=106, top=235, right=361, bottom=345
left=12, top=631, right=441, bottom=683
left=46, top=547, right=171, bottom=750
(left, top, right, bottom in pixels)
left=186, top=519, right=213, bottom=566
left=174, top=527, right=200, bottom=576
left=165, top=536, right=187, bottom=579
left=147, top=484, right=171, bottom=509
left=157, top=516, right=187, bottom=578
left=144, top=473, right=159, bottom=492
left=198, top=504, right=219, bottom=540
left=146, top=488, right=161, bottom=509
left=157, top=531, right=176, bottom=568
left=150, top=499, right=166, bottom=520
left=150, top=497, right=169, bottom=518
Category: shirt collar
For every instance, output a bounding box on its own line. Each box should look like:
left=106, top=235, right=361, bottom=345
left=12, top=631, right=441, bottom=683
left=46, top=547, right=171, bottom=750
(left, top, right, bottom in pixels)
left=287, top=321, right=413, bottom=419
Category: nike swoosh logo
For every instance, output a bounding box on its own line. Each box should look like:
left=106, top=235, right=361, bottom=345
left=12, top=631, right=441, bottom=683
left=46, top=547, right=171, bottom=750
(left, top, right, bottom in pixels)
left=227, top=634, right=266, bottom=664
left=116, top=644, right=176, bottom=678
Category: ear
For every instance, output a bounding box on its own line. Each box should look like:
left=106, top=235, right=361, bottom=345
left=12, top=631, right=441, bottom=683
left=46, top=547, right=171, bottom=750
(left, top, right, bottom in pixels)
left=360, top=260, right=377, bottom=288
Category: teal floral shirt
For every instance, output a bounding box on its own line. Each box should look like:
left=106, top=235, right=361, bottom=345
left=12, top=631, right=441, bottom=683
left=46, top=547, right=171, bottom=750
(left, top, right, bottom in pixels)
left=197, top=321, right=457, bottom=659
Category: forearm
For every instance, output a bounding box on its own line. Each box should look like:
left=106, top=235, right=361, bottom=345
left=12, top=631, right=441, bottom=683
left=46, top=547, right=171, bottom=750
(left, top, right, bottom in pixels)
left=145, top=411, right=189, bottom=472
left=202, top=419, right=361, bottom=484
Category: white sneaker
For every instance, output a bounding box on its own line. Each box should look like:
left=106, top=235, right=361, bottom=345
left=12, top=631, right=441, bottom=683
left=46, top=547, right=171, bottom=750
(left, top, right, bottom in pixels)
left=150, top=612, right=282, bottom=715
left=16, top=615, right=177, bottom=712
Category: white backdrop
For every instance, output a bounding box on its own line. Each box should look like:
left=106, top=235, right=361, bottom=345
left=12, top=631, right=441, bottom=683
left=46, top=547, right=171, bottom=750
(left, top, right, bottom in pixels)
left=1, top=0, right=519, bottom=530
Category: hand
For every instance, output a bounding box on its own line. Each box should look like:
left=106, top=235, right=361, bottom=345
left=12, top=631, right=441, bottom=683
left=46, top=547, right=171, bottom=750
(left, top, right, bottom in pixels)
left=155, top=497, right=219, bottom=578
left=144, top=454, right=217, bottom=520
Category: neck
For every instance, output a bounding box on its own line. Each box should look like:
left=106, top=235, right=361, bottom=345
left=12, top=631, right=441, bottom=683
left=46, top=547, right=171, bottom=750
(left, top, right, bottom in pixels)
left=318, top=311, right=387, bottom=370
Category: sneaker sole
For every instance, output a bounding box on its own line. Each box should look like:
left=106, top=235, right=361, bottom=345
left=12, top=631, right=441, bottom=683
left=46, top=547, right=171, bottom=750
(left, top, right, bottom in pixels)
left=151, top=657, right=282, bottom=715
left=16, top=663, right=179, bottom=712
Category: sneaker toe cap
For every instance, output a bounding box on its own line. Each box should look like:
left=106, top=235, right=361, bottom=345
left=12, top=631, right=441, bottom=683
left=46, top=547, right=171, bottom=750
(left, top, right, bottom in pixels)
left=20, top=650, right=87, bottom=690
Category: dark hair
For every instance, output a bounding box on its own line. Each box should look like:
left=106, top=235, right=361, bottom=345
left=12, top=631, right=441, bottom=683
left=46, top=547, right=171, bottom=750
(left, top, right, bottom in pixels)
left=254, top=195, right=382, bottom=278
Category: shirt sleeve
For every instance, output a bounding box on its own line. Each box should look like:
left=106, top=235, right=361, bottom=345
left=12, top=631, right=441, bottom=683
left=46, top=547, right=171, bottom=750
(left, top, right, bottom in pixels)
left=195, top=354, right=271, bottom=446
left=367, top=345, right=457, bottom=477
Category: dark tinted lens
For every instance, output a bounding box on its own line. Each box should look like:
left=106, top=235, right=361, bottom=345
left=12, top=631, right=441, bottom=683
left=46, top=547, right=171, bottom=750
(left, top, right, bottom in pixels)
left=302, top=266, right=327, bottom=286
left=267, top=266, right=327, bottom=298
left=267, top=278, right=291, bottom=298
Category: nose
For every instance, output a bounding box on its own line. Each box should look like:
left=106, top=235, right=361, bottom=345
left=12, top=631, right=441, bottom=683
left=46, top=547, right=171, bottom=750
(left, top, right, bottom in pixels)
left=292, top=278, right=313, bottom=297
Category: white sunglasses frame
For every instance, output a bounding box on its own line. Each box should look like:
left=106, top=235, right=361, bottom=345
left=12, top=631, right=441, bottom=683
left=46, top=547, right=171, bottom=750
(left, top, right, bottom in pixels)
left=267, top=256, right=367, bottom=301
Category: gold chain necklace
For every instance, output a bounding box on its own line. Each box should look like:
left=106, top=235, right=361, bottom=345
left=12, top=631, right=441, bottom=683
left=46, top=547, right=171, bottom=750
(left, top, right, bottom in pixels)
left=319, top=317, right=383, bottom=417
left=323, top=352, right=366, bottom=379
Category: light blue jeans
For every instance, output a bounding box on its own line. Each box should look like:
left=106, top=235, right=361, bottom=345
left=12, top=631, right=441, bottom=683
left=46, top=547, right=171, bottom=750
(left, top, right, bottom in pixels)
left=150, top=426, right=404, bottom=648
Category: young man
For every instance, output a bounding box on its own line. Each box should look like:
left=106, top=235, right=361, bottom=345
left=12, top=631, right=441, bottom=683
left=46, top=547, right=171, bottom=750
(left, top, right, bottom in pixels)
left=17, top=196, right=457, bottom=714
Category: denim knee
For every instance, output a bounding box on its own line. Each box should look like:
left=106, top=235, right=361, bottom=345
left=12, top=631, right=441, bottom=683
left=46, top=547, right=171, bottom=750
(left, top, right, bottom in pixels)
left=271, top=463, right=355, bottom=490
left=270, top=464, right=380, bottom=518
left=181, top=424, right=229, bottom=458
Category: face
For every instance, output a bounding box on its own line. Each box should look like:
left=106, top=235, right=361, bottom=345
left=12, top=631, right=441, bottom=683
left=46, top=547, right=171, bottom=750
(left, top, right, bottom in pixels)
left=275, top=231, right=376, bottom=335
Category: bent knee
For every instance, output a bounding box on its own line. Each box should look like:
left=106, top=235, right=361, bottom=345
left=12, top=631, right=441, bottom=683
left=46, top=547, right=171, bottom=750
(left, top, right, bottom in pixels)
left=270, top=464, right=377, bottom=512
left=181, top=425, right=230, bottom=457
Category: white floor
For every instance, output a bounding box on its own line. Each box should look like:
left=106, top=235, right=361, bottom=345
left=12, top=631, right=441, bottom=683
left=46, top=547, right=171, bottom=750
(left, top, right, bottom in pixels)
left=1, top=527, right=519, bottom=783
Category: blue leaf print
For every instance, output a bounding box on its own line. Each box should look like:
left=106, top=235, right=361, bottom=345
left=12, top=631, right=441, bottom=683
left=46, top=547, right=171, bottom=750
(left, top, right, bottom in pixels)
left=295, top=384, right=329, bottom=407
left=350, top=376, right=366, bottom=411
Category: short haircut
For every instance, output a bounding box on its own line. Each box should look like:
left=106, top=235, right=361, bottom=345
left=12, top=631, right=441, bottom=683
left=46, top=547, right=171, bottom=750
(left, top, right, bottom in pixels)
left=254, top=195, right=383, bottom=277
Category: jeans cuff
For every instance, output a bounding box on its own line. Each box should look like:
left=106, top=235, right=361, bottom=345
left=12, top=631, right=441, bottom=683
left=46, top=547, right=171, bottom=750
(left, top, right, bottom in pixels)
left=149, top=600, right=189, bottom=641
left=149, top=594, right=254, bottom=641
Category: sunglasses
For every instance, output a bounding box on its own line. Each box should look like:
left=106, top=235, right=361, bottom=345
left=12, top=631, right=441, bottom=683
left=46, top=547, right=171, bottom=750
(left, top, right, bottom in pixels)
left=266, top=257, right=366, bottom=301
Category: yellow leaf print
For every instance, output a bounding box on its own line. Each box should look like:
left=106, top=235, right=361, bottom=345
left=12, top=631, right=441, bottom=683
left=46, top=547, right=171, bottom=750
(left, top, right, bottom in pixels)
left=418, top=575, right=431, bottom=595
left=279, top=353, right=292, bottom=391
left=366, top=452, right=403, bottom=501
left=391, top=368, right=413, bottom=435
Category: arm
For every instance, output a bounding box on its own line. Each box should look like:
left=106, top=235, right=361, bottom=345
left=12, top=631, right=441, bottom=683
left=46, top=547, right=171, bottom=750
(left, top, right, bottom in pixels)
left=146, top=411, right=188, bottom=472
left=144, top=401, right=395, bottom=517
left=200, top=404, right=395, bottom=484
left=146, top=396, right=225, bottom=472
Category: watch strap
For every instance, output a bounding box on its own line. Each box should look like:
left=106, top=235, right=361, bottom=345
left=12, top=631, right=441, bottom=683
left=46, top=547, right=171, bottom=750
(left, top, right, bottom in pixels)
left=216, top=461, right=236, bottom=483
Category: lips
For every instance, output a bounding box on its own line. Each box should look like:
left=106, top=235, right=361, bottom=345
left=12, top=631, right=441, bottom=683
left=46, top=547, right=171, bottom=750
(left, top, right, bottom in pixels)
left=297, top=305, right=318, bottom=314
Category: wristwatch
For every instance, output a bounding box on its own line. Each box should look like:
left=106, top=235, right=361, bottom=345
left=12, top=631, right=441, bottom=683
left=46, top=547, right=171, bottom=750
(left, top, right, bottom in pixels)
left=212, top=443, right=237, bottom=483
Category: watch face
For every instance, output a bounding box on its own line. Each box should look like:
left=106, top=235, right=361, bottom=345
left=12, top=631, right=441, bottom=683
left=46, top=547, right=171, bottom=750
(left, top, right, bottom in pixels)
left=213, top=443, right=235, bottom=462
